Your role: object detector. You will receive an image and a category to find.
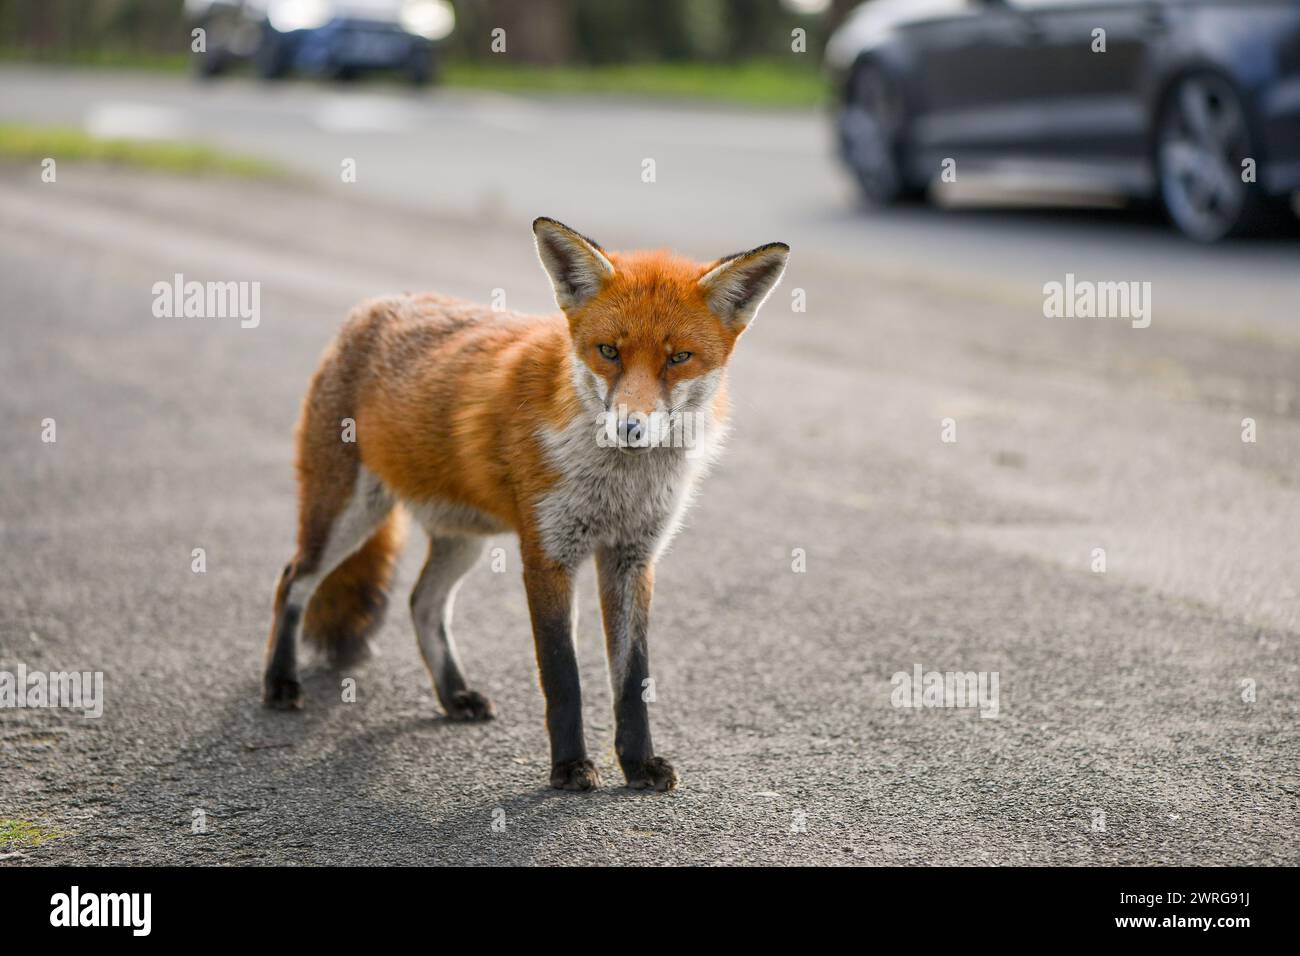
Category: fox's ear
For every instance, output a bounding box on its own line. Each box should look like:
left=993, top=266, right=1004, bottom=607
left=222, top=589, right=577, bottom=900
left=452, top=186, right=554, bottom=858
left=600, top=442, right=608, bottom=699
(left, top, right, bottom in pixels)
left=533, top=217, right=615, bottom=311
left=698, top=242, right=789, bottom=329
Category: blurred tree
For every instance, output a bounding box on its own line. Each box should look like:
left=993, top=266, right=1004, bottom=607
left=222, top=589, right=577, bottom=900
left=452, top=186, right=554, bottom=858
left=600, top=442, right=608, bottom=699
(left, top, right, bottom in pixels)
left=827, top=0, right=859, bottom=31
left=723, top=0, right=786, bottom=60
left=452, top=0, right=825, bottom=64
left=572, top=0, right=693, bottom=64
left=0, top=0, right=829, bottom=65
left=0, top=0, right=188, bottom=56
left=450, top=0, right=576, bottom=64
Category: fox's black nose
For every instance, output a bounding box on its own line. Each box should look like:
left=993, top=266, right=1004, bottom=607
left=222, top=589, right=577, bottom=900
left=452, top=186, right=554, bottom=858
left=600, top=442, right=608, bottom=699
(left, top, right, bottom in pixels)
left=618, top=417, right=645, bottom=445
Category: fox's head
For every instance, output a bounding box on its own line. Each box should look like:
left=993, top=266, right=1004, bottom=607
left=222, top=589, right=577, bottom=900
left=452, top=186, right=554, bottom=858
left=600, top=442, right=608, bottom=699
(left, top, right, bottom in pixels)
left=533, top=217, right=788, bottom=454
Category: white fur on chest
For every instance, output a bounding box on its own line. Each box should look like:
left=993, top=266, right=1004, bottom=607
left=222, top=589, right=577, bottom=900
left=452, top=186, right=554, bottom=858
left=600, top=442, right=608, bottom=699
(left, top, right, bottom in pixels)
left=534, top=416, right=720, bottom=567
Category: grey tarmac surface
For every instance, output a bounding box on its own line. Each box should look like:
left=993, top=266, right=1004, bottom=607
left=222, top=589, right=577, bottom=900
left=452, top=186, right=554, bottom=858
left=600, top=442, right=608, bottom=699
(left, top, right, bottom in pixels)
left=0, top=70, right=1297, bottom=865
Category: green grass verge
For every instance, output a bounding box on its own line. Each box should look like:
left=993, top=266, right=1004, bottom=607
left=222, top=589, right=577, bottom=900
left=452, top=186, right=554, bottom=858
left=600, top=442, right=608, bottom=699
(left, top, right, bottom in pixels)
left=0, top=47, right=188, bottom=72
left=0, top=818, right=66, bottom=850
left=0, top=47, right=825, bottom=108
left=0, top=123, right=287, bottom=179
left=442, top=60, right=826, bottom=108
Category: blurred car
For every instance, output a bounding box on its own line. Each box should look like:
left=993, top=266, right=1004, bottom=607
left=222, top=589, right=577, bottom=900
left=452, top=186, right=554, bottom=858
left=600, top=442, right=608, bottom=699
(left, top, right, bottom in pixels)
left=826, top=0, right=1300, bottom=240
left=185, top=0, right=455, bottom=85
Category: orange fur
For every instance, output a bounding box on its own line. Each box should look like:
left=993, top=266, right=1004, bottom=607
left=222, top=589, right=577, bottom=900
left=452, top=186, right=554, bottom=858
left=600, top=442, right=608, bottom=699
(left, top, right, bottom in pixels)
left=278, top=241, right=779, bottom=649
left=266, top=219, right=788, bottom=790
left=338, top=250, right=745, bottom=561
left=302, top=512, right=405, bottom=665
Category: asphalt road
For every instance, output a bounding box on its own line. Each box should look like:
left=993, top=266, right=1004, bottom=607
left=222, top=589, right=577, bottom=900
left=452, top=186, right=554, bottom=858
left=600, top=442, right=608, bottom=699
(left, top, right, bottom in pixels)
left=1, top=69, right=1297, bottom=865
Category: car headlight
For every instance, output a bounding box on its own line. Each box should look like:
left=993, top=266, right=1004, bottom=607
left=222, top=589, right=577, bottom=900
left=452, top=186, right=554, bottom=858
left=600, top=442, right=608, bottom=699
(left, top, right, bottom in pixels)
left=267, top=0, right=332, bottom=32
left=401, top=0, right=455, bottom=41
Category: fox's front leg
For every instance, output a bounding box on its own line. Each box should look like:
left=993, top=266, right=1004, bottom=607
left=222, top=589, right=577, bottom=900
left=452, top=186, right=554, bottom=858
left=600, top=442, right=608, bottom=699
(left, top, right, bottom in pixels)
left=522, top=559, right=599, bottom=791
left=596, top=546, right=678, bottom=791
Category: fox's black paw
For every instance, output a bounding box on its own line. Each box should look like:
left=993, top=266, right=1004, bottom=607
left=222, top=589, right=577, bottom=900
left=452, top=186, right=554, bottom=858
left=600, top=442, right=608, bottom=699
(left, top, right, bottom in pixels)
left=551, top=759, right=601, bottom=792
left=623, top=756, right=678, bottom=792
left=445, top=689, right=496, bottom=722
left=263, top=677, right=303, bottom=711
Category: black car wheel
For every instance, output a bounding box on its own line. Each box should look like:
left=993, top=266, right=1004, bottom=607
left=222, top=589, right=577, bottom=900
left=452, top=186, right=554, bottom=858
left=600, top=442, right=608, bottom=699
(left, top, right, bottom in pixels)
left=406, top=50, right=434, bottom=87
left=194, top=49, right=229, bottom=79
left=192, top=17, right=230, bottom=78
left=839, top=62, right=921, bottom=206
left=1157, top=73, right=1278, bottom=241
left=255, top=32, right=291, bottom=80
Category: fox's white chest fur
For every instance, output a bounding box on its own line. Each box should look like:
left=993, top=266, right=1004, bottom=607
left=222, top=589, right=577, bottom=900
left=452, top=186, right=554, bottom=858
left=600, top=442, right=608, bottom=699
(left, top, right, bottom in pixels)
left=534, top=412, right=723, bottom=567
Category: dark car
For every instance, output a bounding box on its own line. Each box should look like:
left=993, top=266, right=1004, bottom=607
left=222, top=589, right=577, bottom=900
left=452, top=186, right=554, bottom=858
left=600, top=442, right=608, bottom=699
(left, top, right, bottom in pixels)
left=826, top=0, right=1300, bottom=240
left=186, top=0, right=455, bottom=86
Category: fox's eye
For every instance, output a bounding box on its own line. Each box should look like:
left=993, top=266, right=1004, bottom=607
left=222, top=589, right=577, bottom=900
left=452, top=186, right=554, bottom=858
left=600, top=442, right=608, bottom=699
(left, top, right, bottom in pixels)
left=668, top=351, right=692, bottom=366
left=598, top=344, right=619, bottom=360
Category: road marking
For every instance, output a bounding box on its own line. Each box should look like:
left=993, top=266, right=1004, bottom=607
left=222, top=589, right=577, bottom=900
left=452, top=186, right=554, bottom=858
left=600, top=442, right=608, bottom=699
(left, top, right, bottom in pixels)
left=84, top=102, right=186, bottom=140
left=314, top=95, right=420, bottom=132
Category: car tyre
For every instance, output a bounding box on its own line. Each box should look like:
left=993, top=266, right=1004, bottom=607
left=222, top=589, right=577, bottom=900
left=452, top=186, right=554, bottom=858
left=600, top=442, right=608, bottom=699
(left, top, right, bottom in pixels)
left=194, top=50, right=229, bottom=79
left=255, top=33, right=290, bottom=81
left=406, top=49, right=435, bottom=87
left=1157, top=72, right=1287, bottom=241
left=839, top=61, right=924, bottom=206
left=192, top=17, right=230, bottom=79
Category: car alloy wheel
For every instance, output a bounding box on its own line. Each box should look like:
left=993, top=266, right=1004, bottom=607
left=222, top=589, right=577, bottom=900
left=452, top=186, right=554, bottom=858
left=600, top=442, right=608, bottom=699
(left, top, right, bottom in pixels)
left=255, top=33, right=291, bottom=80
left=1157, top=74, right=1261, bottom=241
left=839, top=63, right=912, bottom=205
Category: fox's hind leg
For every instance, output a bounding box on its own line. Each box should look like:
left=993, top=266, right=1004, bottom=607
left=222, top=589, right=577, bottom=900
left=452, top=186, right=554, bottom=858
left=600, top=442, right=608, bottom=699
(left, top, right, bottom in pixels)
left=264, top=468, right=394, bottom=709
left=265, top=563, right=302, bottom=708
left=411, top=534, right=495, bottom=721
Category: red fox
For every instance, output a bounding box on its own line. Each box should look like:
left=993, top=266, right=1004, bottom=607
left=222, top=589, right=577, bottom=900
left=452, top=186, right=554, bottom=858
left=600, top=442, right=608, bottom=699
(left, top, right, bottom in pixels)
left=264, top=217, right=788, bottom=791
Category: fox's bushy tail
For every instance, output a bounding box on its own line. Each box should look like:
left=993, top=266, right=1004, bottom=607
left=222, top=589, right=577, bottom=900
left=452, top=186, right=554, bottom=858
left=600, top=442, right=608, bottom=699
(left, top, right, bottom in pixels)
left=303, top=512, right=405, bottom=668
